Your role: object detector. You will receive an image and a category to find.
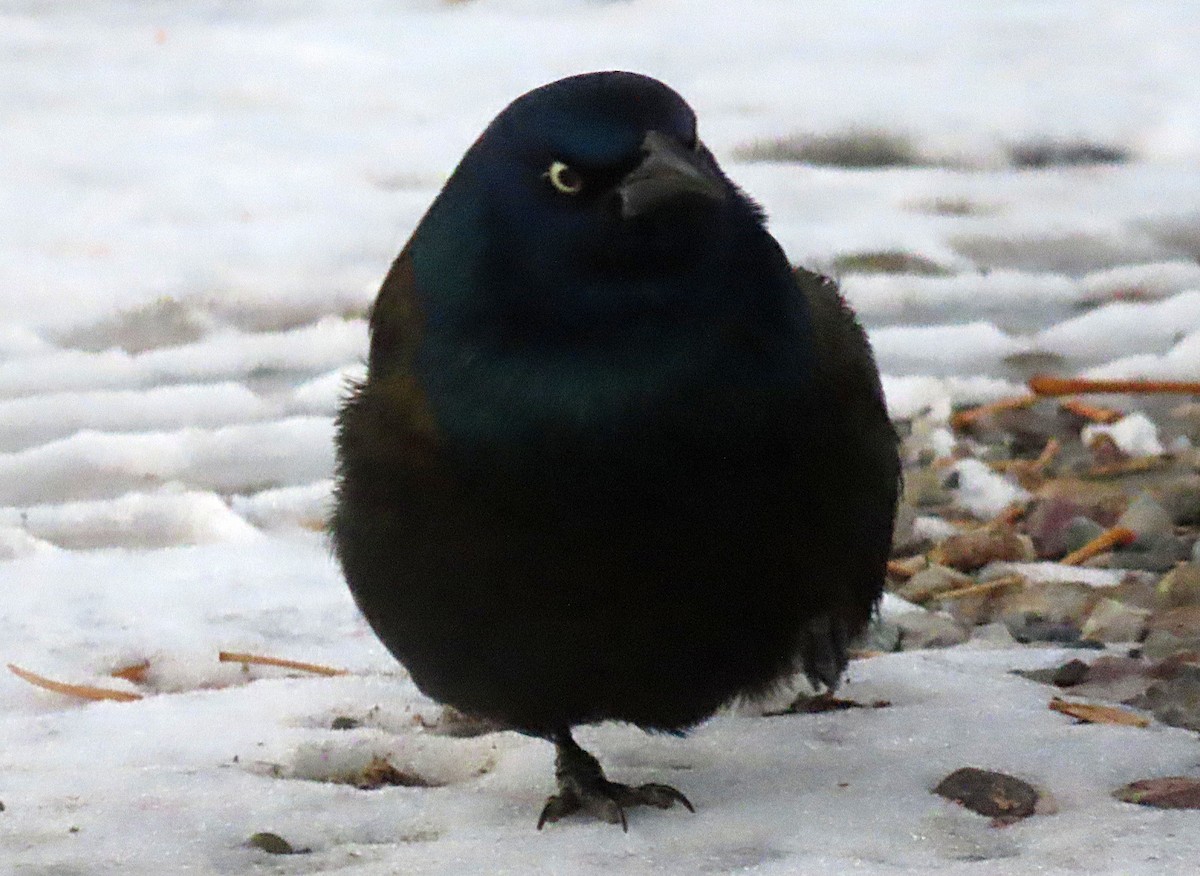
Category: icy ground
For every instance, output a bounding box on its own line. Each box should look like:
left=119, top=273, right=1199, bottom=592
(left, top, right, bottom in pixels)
left=3, top=1, right=1200, bottom=873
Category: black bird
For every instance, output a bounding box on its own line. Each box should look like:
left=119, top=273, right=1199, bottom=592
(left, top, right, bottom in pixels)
left=331, top=71, right=900, bottom=829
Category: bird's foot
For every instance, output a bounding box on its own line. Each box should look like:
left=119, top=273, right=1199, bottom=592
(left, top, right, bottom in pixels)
left=537, top=780, right=693, bottom=831
left=536, top=731, right=694, bottom=831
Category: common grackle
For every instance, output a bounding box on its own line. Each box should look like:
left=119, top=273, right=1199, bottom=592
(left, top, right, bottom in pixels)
left=331, top=71, right=900, bottom=830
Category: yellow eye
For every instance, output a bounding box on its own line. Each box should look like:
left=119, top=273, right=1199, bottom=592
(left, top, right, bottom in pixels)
left=546, top=161, right=584, bottom=195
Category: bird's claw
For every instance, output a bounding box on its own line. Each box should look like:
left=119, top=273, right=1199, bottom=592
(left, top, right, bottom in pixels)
left=536, top=780, right=693, bottom=831
left=630, top=782, right=695, bottom=813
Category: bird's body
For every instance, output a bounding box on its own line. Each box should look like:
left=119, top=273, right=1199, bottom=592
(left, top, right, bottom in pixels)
left=332, top=72, right=899, bottom=826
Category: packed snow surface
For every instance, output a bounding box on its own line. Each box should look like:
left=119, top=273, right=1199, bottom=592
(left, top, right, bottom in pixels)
left=3, top=1, right=1200, bottom=873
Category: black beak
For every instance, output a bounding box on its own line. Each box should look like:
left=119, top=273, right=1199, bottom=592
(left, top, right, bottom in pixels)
left=618, top=131, right=726, bottom=219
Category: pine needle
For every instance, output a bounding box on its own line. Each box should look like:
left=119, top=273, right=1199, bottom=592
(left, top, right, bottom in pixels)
left=1030, top=375, right=1200, bottom=396
left=7, top=663, right=143, bottom=702
left=1060, top=399, right=1124, bottom=424
left=1050, top=697, right=1149, bottom=728
left=218, top=651, right=348, bottom=677
left=1060, top=526, right=1136, bottom=566
left=950, top=396, right=1036, bottom=431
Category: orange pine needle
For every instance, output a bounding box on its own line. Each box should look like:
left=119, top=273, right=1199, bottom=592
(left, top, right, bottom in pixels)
left=993, top=502, right=1028, bottom=525
left=218, top=651, right=348, bottom=677
left=935, top=574, right=1026, bottom=602
left=950, top=396, right=1036, bottom=431
left=1031, top=375, right=1200, bottom=397
left=110, top=660, right=151, bottom=683
left=1060, top=399, right=1124, bottom=424
left=1032, top=437, right=1061, bottom=471
left=1060, top=526, right=1136, bottom=566
left=1049, top=697, right=1149, bottom=728
left=886, top=557, right=927, bottom=580
left=1088, top=456, right=1169, bottom=478
left=8, top=663, right=143, bottom=703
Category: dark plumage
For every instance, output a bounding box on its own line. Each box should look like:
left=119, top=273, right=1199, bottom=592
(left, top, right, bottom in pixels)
left=331, top=71, right=900, bottom=828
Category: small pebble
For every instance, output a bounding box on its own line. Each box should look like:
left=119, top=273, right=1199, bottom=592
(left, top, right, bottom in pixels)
left=968, top=622, right=1018, bottom=647
left=1147, top=605, right=1200, bottom=638
left=1145, top=665, right=1200, bottom=732
left=247, top=832, right=305, bottom=855
left=934, top=767, right=1040, bottom=820
left=1062, top=516, right=1107, bottom=556
left=1014, top=658, right=1090, bottom=688
left=1115, top=776, right=1200, bottom=810
left=1155, top=475, right=1200, bottom=525
left=1080, top=598, right=1150, bottom=643
left=861, top=619, right=903, bottom=653
left=891, top=502, right=919, bottom=553
left=1025, top=497, right=1085, bottom=559
left=1172, top=403, right=1200, bottom=443
left=1142, top=629, right=1200, bottom=661
left=904, top=467, right=954, bottom=508
left=1117, top=493, right=1175, bottom=543
left=929, top=526, right=1035, bottom=572
left=1104, top=533, right=1190, bottom=573
left=1007, top=619, right=1082, bottom=644
left=887, top=554, right=928, bottom=580
left=1156, top=564, right=1200, bottom=609
left=939, top=574, right=1026, bottom=627
left=895, top=564, right=973, bottom=604
left=1142, top=605, right=1200, bottom=659
left=1035, top=479, right=1127, bottom=523
left=893, top=611, right=970, bottom=650
left=998, top=580, right=1099, bottom=643
left=1097, top=574, right=1159, bottom=611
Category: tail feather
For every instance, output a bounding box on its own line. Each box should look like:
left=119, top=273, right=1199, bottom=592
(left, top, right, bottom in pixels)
left=797, top=613, right=850, bottom=692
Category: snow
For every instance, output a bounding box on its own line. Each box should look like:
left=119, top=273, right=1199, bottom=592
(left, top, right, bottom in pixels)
left=949, top=459, right=1032, bottom=520
left=4, top=0, right=1200, bottom=873
left=1082, top=413, right=1167, bottom=458
left=1037, top=291, right=1200, bottom=363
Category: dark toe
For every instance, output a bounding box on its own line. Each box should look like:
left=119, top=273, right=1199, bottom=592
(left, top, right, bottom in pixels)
left=537, top=792, right=580, bottom=830
left=625, top=782, right=695, bottom=812
left=538, top=781, right=693, bottom=830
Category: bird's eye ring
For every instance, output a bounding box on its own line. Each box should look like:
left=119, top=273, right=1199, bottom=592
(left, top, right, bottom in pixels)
left=546, top=161, right=584, bottom=195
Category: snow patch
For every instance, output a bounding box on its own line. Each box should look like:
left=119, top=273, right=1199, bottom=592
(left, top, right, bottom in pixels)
left=1082, top=413, right=1165, bottom=458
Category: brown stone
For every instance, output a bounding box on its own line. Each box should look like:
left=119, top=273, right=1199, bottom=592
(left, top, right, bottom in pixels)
left=1114, top=777, right=1200, bottom=810
left=929, top=525, right=1035, bottom=572
left=1034, top=478, right=1128, bottom=525
left=934, top=767, right=1039, bottom=820
left=1147, top=605, right=1200, bottom=637
left=895, top=564, right=973, bottom=604
left=1094, top=574, right=1158, bottom=611
left=998, top=580, right=1102, bottom=629
left=1156, top=564, right=1200, bottom=609
left=1080, top=598, right=1150, bottom=643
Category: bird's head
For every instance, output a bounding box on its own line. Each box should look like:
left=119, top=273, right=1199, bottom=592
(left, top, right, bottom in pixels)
left=479, top=71, right=727, bottom=238
left=412, top=72, right=772, bottom=339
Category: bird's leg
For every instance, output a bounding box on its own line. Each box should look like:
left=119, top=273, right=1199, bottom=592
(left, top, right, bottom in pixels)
left=536, top=729, right=695, bottom=831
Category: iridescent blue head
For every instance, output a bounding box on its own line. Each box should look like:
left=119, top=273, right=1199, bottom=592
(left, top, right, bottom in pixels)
left=402, top=72, right=808, bottom=450
left=411, top=71, right=782, bottom=340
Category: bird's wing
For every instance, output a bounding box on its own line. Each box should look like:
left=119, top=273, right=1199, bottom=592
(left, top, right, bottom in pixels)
left=793, top=267, right=891, bottom=422
left=367, top=244, right=424, bottom=379
left=790, top=267, right=902, bottom=687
